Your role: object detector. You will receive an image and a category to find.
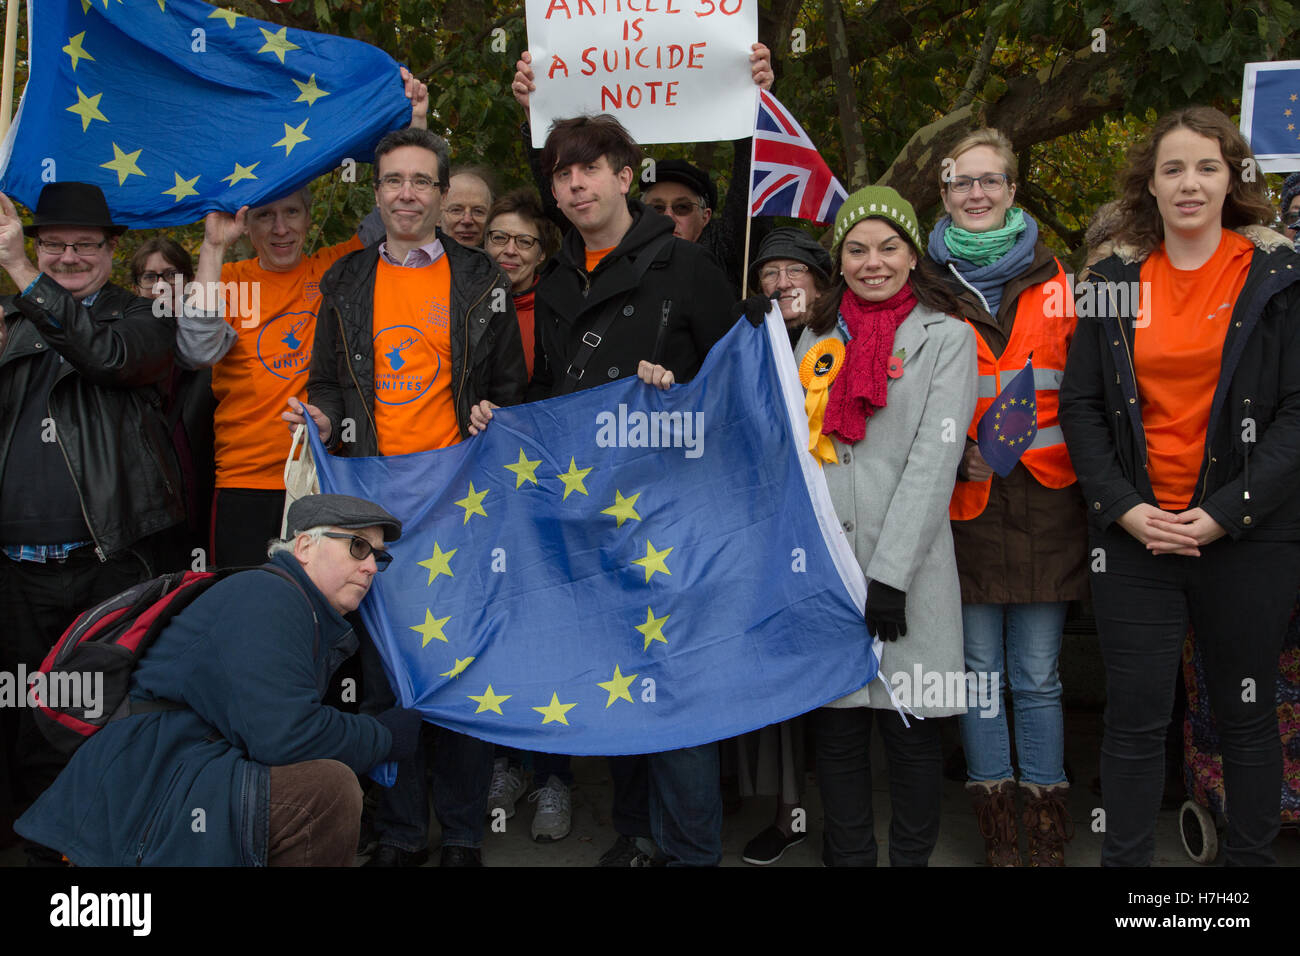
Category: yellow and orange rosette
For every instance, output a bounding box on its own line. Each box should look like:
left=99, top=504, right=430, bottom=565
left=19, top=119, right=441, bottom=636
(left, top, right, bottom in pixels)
left=798, top=339, right=845, bottom=465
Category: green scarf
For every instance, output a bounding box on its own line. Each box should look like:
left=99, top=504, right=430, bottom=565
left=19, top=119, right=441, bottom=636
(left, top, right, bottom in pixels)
left=943, top=206, right=1027, bottom=266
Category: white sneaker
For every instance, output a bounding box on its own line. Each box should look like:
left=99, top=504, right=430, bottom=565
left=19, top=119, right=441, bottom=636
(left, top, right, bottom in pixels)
left=486, top=757, right=526, bottom=819
left=528, top=776, right=572, bottom=842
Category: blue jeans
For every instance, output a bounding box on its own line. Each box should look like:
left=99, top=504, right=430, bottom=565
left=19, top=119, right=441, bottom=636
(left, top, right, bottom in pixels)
left=359, top=626, right=493, bottom=851
left=609, top=743, right=722, bottom=866
left=958, top=602, right=1067, bottom=786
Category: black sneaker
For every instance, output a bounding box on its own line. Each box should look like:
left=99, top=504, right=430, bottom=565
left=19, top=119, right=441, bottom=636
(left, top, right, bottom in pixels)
left=440, top=845, right=484, bottom=867
left=741, top=825, right=804, bottom=865
left=597, top=834, right=654, bottom=867
left=362, top=845, right=430, bottom=867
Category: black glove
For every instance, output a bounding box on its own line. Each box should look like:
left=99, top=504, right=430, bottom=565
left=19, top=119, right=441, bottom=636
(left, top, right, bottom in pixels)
left=738, top=293, right=774, bottom=328
left=375, top=707, right=423, bottom=762
left=864, top=581, right=907, bottom=642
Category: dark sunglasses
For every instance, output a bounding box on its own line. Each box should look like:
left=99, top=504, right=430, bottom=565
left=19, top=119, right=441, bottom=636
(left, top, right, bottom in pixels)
left=321, top=531, right=393, bottom=570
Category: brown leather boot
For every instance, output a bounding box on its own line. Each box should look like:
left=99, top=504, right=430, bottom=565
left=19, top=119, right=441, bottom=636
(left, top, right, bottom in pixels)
left=966, top=778, right=1020, bottom=866
left=1020, top=782, right=1074, bottom=867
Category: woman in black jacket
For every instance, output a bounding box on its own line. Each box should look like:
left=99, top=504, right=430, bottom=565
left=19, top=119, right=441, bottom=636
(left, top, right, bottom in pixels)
left=1060, top=106, right=1300, bottom=866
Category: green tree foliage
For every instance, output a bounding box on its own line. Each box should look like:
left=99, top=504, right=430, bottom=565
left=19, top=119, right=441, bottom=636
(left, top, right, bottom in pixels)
left=2, top=0, right=1297, bottom=292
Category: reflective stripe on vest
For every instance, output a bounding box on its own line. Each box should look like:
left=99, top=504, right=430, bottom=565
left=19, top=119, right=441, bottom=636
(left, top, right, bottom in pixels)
left=950, top=259, right=1078, bottom=521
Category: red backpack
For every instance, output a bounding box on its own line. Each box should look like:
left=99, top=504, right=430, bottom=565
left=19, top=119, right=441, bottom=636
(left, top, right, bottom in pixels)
left=30, top=564, right=314, bottom=754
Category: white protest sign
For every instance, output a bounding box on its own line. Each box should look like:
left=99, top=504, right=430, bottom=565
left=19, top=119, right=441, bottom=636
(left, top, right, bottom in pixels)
left=525, top=0, right=758, bottom=147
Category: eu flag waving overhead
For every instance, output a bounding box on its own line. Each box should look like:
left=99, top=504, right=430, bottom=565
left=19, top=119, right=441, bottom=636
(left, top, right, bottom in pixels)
left=306, top=314, right=876, bottom=757
left=0, top=0, right=411, bottom=227
left=977, top=356, right=1038, bottom=478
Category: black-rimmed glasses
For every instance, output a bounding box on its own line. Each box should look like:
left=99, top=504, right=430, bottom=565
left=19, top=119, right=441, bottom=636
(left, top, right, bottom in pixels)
left=321, top=532, right=393, bottom=570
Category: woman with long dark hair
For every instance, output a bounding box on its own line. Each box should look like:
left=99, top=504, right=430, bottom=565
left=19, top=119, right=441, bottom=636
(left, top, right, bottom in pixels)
left=1060, top=106, right=1300, bottom=865
left=797, top=186, right=976, bottom=865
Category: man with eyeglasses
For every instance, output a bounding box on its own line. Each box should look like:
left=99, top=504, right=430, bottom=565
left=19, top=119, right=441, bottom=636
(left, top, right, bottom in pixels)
left=176, top=67, right=428, bottom=570
left=0, top=181, right=185, bottom=858
left=14, top=493, right=430, bottom=867
left=285, top=126, right=526, bottom=868
left=441, top=167, right=495, bottom=247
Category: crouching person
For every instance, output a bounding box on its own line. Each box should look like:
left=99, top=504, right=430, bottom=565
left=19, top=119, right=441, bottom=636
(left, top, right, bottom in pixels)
left=15, top=494, right=423, bottom=866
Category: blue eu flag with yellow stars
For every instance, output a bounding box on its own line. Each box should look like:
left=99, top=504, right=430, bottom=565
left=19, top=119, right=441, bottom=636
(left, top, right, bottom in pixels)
left=306, top=315, right=877, bottom=758
left=0, top=0, right=410, bottom=227
left=1241, top=61, right=1300, bottom=167
left=977, top=356, right=1038, bottom=478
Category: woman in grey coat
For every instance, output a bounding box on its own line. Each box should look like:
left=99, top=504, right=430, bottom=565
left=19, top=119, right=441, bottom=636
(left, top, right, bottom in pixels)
left=796, top=186, right=977, bottom=866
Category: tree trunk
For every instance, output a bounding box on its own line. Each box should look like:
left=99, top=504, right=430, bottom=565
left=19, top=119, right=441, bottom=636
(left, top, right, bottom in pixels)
left=823, top=0, right=870, bottom=187
left=878, top=46, right=1134, bottom=212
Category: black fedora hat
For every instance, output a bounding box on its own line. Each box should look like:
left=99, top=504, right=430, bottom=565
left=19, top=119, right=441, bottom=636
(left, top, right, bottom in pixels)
left=22, top=182, right=127, bottom=237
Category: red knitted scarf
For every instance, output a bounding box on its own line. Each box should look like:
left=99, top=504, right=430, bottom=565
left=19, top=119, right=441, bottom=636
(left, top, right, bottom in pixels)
left=822, top=283, right=916, bottom=444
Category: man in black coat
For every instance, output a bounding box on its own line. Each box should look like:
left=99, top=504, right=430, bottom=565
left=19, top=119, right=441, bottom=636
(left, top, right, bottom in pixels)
left=470, top=114, right=737, bottom=866
left=0, top=182, right=184, bottom=856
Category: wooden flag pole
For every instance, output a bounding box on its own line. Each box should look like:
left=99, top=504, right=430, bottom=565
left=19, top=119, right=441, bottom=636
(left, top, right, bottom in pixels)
left=0, top=0, right=19, bottom=139
left=739, top=131, right=756, bottom=298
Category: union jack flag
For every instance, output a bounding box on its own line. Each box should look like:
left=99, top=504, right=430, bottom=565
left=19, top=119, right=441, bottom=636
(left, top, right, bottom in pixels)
left=750, top=90, right=848, bottom=226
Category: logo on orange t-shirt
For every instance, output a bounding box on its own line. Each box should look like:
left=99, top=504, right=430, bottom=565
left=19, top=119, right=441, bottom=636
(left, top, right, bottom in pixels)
left=373, top=294, right=451, bottom=405
left=256, top=309, right=315, bottom=380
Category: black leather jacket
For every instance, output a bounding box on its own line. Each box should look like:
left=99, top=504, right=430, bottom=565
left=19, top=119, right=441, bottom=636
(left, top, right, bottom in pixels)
left=1060, top=240, right=1300, bottom=541
left=0, top=276, right=184, bottom=559
left=307, top=232, right=526, bottom=456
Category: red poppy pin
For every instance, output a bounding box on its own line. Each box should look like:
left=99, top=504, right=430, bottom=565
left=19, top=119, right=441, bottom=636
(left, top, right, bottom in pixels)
left=887, top=348, right=906, bottom=379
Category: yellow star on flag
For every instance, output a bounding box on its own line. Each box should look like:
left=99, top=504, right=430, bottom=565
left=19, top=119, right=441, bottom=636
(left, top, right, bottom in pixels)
left=156, top=0, right=166, bottom=10
left=455, top=482, right=488, bottom=523
left=503, top=448, right=541, bottom=489
left=634, top=607, right=670, bottom=651
left=417, top=542, right=456, bottom=584
left=469, top=684, right=511, bottom=715
left=222, top=162, right=260, bottom=187
left=440, top=656, right=475, bottom=679
left=79, top=0, right=92, bottom=13
left=293, top=74, right=331, bottom=107
left=273, top=119, right=311, bottom=157
left=632, top=540, right=673, bottom=582
left=100, top=143, right=144, bottom=185
left=66, top=88, right=107, bottom=132
left=597, top=665, right=637, bottom=708
left=409, top=609, right=450, bottom=647
left=601, top=490, right=641, bottom=527
left=533, top=692, right=577, bottom=725
left=162, top=172, right=200, bottom=203
left=258, top=26, right=301, bottom=64
left=998, top=434, right=1007, bottom=442
left=208, top=8, right=244, bottom=28
left=555, top=458, right=592, bottom=500
left=63, top=32, right=94, bottom=72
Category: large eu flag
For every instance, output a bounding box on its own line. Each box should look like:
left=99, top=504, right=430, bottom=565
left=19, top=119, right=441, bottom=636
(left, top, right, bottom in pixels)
left=0, top=0, right=410, bottom=226
left=307, top=313, right=876, bottom=757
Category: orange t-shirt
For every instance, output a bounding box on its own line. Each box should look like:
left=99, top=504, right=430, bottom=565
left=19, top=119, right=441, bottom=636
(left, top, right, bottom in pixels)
left=211, top=236, right=363, bottom=489
left=585, top=245, right=615, bottom=273
left=371, top=257, right=460, bottom=456
left=1135, top=230, right=1253, bottom=510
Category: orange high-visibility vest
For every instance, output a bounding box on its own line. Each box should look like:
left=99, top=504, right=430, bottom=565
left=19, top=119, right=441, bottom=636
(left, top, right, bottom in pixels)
left=949, top=260, right=1077, bottom=521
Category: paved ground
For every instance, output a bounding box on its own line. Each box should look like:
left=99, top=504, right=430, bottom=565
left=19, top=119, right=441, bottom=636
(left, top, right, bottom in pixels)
left=5, top=709, right=1297, bottom=868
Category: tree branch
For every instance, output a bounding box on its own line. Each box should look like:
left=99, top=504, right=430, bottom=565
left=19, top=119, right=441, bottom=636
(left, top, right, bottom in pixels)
left=952, top=19, right=999, bottom=110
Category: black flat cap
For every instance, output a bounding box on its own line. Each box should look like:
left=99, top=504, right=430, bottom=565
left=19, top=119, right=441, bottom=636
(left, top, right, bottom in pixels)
left=640, top=159, right=718, bottom=210
left=286, top=494, right=402, bottom=542
left=23, top=182, right=127, bottom=237
left=750, top=227, right=832, bottom=284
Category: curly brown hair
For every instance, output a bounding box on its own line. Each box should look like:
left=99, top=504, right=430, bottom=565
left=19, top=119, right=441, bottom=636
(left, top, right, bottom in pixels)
left=1114, top=106, right=1275, bottom=255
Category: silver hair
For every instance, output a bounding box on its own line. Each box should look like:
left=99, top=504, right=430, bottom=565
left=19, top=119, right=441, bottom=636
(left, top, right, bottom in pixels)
left=266, top=526, right=326, bottom=559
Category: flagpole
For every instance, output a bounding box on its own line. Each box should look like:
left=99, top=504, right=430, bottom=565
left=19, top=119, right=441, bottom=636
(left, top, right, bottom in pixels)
left=740, top=96, right=759, bottom=299
left=0, top=0, right=19, bottom=139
